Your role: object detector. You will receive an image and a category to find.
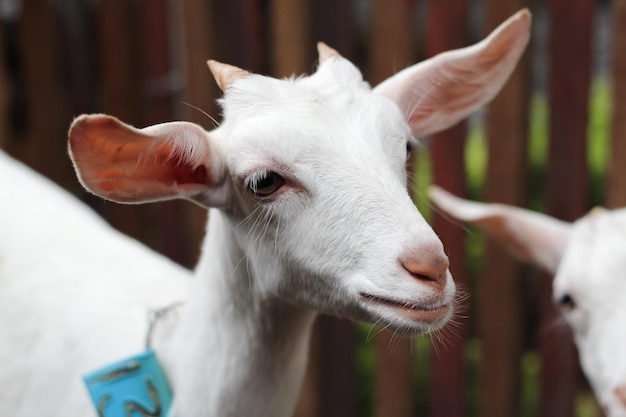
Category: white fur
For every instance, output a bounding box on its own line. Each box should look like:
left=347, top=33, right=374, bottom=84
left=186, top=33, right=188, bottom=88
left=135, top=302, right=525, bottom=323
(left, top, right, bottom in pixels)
left=429, top=186, right=626, bottom=416
left=554, top=209, right=626, bottom=416
left=0, top=150, right=190, bottom=416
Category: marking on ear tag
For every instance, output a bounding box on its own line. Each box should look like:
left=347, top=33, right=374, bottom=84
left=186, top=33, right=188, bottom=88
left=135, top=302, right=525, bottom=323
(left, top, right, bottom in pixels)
left=83, top=349, right=172, bottom=417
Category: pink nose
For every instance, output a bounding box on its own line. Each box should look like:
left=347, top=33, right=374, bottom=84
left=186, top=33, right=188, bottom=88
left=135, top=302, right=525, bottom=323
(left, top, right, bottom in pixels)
left=399, top=246, right=449, bottom=292
left=614, top=384, right=626, bottom=409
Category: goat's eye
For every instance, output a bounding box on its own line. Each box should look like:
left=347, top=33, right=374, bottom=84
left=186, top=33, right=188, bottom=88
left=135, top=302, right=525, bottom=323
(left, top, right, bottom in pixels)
left=406, top=142, right=413, bottom=160
left=557, top=293, right=576, bottom=311
left=247, top=170, right=286, bottom=197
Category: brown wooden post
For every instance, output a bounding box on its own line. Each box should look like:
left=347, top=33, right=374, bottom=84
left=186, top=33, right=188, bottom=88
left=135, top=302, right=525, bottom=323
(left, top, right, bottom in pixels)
left=13, top=0, right=71, bottom=186
left=138, top=0, right=174, bottom=127
left=54, top=0, right=98, bottom=117
left=367, top=1, right=416, bottom=416
left=0, top=17, right=24, bottom=152
left=177, top=0, right=219, bottom=128
left=269, top=0, right=312, bottom=78
left=478, top=2, right=530, bottom=417
left=0, top=17, right=8, bottom=149
left=367, top=0, right=415, bottom=83
left=211, top=0, right=266, bottom=73
left=311, top=0, right=357, bottom=61
left=607, top=0, right=626, bottom=208
left=316, top=315, right=359, bottom=417
left=97, top=2, right=142, bottom=126
left=426, top=1, right=470, bottom=416
left=542, top=0, right=593, bottom=416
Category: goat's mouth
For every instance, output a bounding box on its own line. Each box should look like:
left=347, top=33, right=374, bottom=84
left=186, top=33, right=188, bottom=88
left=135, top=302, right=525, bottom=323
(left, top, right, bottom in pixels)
left=359, top=292, right=451, bottom=324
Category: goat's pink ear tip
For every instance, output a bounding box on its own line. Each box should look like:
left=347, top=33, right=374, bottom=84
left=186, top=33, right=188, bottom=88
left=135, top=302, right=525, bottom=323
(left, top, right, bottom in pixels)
left=69, top=114, right=119, bottom=136
left=69, top=114, right=98, bottom=142
left=70, top=113, right=93, bottom=129
left=510, top=8, right=532, bottom=27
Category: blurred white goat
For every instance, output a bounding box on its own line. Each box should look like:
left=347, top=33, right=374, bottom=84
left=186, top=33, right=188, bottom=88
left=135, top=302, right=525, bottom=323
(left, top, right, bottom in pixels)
left=429, top=185, right=626, bottom=417
left=0, top=9, right=530, bottom=417
left=0, top=149, right=191, bottom=414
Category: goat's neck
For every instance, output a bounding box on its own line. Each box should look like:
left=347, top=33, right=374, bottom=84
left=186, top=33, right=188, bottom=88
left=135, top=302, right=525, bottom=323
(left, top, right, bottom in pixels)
left=158, top=209, right=316, bottom=417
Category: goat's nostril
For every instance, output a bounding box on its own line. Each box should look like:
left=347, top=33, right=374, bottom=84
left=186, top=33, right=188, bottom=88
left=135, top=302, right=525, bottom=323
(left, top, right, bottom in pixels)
left=400, top=253, right=449, bottom=291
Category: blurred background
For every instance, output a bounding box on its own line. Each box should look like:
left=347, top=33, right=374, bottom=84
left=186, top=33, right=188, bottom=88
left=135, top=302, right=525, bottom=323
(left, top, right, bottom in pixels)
left=0, top=0, right=623, bottom=416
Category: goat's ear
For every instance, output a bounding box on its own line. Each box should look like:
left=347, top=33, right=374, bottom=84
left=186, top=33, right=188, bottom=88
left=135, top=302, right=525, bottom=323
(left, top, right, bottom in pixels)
left=68, top=114, right=229, bottom=208
left=428, top=186, right=571, bottom=274
left=373, top=9, right=531, bottom=138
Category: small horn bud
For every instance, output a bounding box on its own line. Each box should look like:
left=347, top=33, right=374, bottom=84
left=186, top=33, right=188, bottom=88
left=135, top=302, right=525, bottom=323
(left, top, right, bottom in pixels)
left=317, top=42, right=341, bottom=63
left=207, top=60, right=251, bottom=92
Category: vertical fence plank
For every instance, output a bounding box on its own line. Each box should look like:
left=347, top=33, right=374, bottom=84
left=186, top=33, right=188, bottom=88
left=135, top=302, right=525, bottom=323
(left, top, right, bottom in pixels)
left=317, top=315, right=359, bottom=417
left=367, top=0, right=415, bottom=82
left=1, top=15, right=26, bottom=151
left=607, top=0, right=626, bottom=208
left=138, top=0, right=174, bottom=126
left=178, top=0, right=219, bottom=129
left=270, top=0, right=312, bottom=78
left=479, top=3, right=530, bottom=417
left=312, top=0, right=357, bottom=60
left=55, top=0, right=98, bottom=116
left=0, top=16, right=9, bottom=149
left=13, top=0, right=70, bottom=186
left=212, top=0, right=265, bottom=73
left=367, top=1, right=416, bottom=417
left=98, top=2, right=141, bottom=125
left=546, top=1, right=593, bottom=220
left=542, top=0, right=594, bottom=416
left=426, top=1, right=470, bottom=416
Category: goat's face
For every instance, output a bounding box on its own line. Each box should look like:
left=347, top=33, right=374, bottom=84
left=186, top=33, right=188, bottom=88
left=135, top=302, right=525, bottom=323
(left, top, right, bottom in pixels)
left=218, top=61, right=454, bottom=336
left=553, top=210, right=626, bottom=416
left=69, top=10, right=530, bottom=337
left=428, top=186, right=626, bottom=414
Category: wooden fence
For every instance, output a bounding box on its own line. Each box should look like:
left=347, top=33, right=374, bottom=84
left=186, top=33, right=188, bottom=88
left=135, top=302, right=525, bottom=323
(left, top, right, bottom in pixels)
left=1, top=0, right=624, bottom=416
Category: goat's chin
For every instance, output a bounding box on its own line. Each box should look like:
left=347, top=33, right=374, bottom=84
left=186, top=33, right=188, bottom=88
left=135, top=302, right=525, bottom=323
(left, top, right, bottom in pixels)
left=382, top=308, right=454, bottom=338
left=349, top=296, right=455, bottom=338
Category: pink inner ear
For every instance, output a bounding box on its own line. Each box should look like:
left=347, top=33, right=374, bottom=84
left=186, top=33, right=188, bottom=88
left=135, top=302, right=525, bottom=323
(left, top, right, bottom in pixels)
left=70, top=115, right=213, bottom=204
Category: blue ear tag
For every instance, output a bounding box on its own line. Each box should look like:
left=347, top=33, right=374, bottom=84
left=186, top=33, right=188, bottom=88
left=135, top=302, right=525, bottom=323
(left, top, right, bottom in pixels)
left=83, top=349, right=172, bottom=417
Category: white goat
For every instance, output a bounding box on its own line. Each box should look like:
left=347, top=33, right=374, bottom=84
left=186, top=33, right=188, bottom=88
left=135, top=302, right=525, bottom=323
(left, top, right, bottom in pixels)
left=0, top=150, right=191, bottom=414
left=429, top=186, right=626, bottom=417
left=1, top=10, right=530, bottom=417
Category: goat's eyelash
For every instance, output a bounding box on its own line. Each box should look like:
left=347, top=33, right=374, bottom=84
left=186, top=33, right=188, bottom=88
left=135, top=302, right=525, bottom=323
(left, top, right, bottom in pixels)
left=244, top=169, right=287, bottom=198
left=245, top=169, right=271, bottom=190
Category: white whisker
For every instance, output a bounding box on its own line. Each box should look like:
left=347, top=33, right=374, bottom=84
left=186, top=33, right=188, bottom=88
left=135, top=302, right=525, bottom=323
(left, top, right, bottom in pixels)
left=180, top=101, right=221, bottom=128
